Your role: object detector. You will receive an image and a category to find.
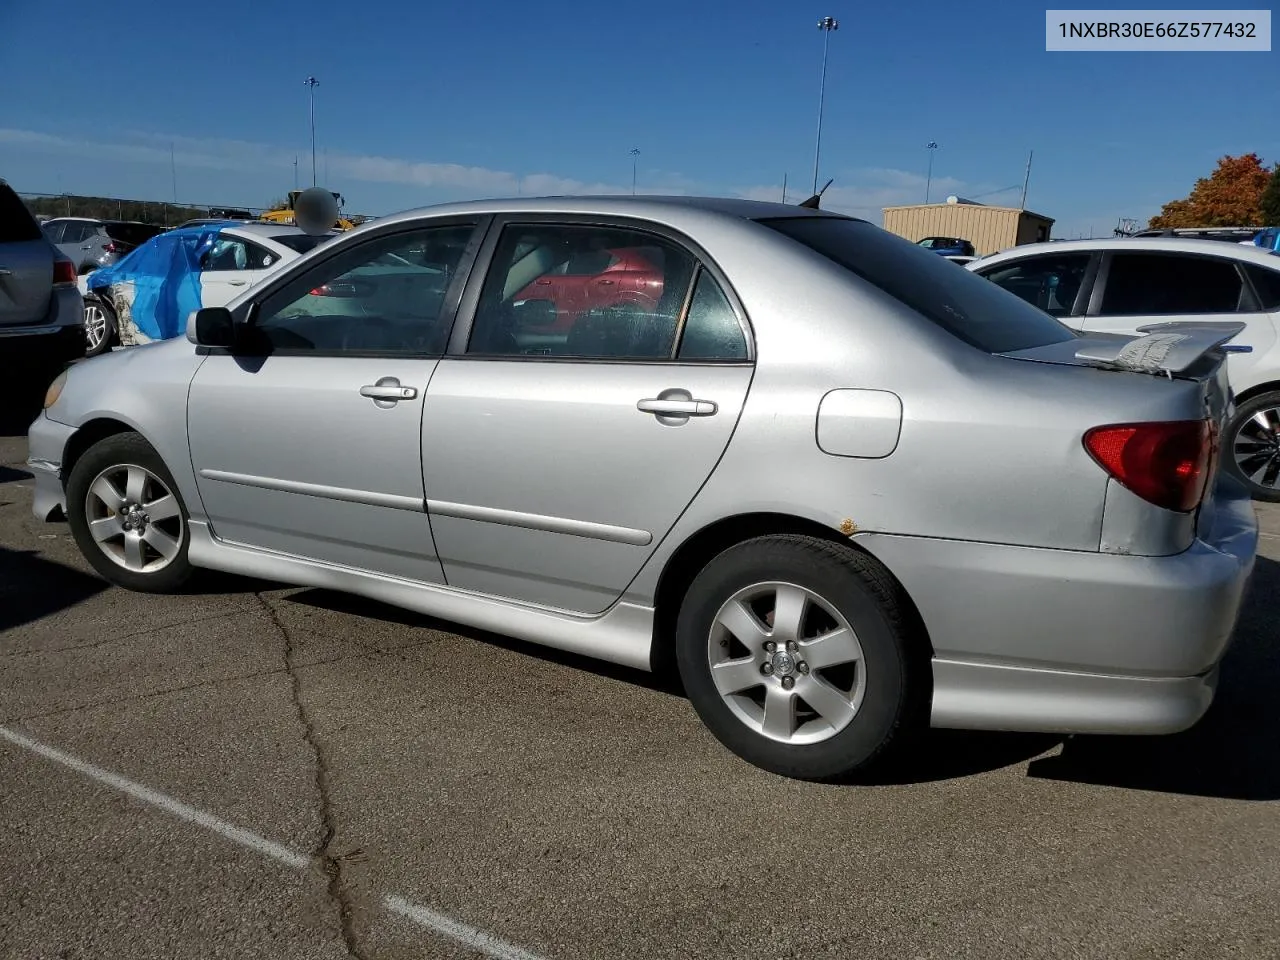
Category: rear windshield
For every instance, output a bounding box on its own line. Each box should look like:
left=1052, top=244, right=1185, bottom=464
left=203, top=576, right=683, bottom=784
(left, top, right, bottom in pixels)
left=270, top=233, right=335, bottom=254
left=760, top=216, right=1076, bottom=353
left=104, top=222, right=165, bottom=245
left=0, top=184, right=42, bottom=243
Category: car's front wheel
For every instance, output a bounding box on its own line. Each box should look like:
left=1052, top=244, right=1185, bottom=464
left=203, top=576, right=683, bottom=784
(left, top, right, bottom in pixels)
left=65, top=432, right=194, bottom=593
left=1223, top=390, right=1280, bottom=502
left=83, top=297, right=117, bottom=358
left=675, top=534, right=927, bottom=781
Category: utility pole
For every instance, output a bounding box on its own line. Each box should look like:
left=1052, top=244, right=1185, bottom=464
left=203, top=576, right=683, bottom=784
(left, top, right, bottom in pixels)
left=812, top=16, right=839, bottom=195
left=630, top=147, right=640, bottom=195
left=303, top=76, right=319, bottom=187
left=170, top=142, right=178, bottom=204
left=1020, top=149, right=1034, bottom=209
left=293, top=155, right=299, bottom=190
left=925, top=141, right=939, bottom=203
left=782, top=172, right=788, bottom=203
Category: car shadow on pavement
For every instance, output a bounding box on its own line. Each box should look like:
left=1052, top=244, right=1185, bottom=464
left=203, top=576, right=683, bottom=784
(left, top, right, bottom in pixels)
left=0, top=380, right=46, bottom=439
left=283, top=553, right=1280, bottom=799
left=1026, top=555, right=1280, bottom=802
left=285, top=588, right=684, bottom=697
left=0, top=545, right=107, bottom=632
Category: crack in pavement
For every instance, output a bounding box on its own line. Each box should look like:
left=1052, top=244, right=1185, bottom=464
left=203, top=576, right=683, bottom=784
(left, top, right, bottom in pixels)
left=258, top=591, right=369, bottom=960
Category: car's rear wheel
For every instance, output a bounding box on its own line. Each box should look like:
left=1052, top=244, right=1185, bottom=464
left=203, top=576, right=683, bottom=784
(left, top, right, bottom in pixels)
left=83, top=297, right=117, bottom=357
left=66, top=432, right=194, bottom=593
left=1224, top=390, right=1280, bottom=502
left=675, top=534, right=926, bottom=781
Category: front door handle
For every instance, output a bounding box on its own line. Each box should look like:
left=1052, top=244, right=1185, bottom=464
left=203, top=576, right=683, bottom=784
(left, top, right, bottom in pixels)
left=360, top=377, right=417, bottom=407
left=228, top=280, right=247, bottom=286
left=637, top=393, right=718, bottom=420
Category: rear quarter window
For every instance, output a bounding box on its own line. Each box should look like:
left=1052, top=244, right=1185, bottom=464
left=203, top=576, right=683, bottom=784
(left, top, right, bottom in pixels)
left=0, top=184, right=42, bottom=243
left=760, top=216, right=1076, bottom=353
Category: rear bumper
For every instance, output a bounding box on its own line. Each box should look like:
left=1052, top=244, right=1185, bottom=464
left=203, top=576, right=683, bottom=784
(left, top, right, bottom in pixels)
left=859, top=476, right=1257, bottom=735
left=27, top=412, right=76, bottom=522
left=0, top=288, right=85, bottom=369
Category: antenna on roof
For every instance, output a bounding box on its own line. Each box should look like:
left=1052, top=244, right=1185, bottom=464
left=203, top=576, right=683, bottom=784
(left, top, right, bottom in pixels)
left=799, top=178, right=834, bottom=209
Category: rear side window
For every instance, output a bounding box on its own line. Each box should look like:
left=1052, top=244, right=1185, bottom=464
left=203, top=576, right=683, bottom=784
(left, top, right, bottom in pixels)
left=271, top=233, right=336, bottom=254
left=979, top=253, right=1091, bottom=317
left=761, top=216, right=1075, bottom=353
left=104, top=223, right=164, bottom=246
left=0, top=184, right=41, bottom=243
left=1245, top=264, right=1280, bottom=311
left=1099, top=253, right=1244, bottom=315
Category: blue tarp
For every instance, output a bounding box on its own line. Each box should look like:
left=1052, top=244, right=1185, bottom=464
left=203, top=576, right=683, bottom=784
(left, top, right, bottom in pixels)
left=86, top=224, right=230, bottom=342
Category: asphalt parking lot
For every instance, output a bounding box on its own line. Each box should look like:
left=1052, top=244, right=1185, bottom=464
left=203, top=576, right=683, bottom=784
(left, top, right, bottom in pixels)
left=2, top=388, right=1279, bottom=960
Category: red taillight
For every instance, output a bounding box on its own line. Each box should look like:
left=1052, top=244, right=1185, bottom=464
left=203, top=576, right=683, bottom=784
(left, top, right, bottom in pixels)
left=1084, top=419, right=1215, bottom=513
left=52, top=259, right=77, bottom=286
left=103, top=241, right=118, bottom=254
left=310, top=284, right=331, bottom=296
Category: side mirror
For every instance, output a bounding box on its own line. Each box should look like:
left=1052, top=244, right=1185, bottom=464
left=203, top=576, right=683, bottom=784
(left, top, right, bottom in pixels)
left=186, top=307, right=236, bottom=348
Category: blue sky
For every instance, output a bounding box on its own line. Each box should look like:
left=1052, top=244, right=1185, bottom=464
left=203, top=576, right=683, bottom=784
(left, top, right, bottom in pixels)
left=1, top=0, right=1276, bottom=238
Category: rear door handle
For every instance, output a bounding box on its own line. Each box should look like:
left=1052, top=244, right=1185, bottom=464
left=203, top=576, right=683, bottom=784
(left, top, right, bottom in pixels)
left=360, top=377, right=418, bottom=406
left=637, top=397, right=718, bottom=417
left=228, top=280, right=247, bottom=286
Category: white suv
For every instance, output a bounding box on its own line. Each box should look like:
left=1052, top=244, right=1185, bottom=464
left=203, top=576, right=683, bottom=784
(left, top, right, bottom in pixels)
left=969, top=237, right=1280, bottom=501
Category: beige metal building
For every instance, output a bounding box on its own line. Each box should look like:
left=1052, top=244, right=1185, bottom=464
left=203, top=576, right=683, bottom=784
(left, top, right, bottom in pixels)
left=881, top=197, right=1055, bottom=255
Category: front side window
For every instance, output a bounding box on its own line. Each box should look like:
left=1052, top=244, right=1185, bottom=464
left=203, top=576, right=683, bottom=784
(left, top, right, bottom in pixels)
left=249, top=224, right=474, bottom=355
left=762, top=215, right=1076, bottom=353
left=1099, top=253, right=1245, bottom=315
left=979, top=253, right=1091, bottom=317
left=467, top=224, right=698, bottom=359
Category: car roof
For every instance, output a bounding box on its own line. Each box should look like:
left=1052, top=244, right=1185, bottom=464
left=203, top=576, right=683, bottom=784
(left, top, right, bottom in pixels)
left=367, top=195, right=849, bottom=231
left=222, top=222, right=338, bottom=239
left=978, top=236, right=1280, bottom=269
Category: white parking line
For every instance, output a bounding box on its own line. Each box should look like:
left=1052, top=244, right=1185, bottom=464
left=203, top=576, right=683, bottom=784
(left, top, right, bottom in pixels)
left=0, top=725, right=549, bottom=960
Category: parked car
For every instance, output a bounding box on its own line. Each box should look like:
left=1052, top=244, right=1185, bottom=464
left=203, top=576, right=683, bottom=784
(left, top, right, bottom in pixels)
left=79, top=222, right=337, bottom=357
left=1130, top=226, right=1260, bottom=243
left=511, top=244, right=666, bottom=332
left=1251, top=227, right=1280, bottom=252
left=0, top=179, right=84, bottom=380
left=968, top=237, right=1280, bottom=502
left=41, top=218, right=166, bottom=274
left=29, top=197, right=1256, bottom=781
left=916, top=236, right=976, bottom=257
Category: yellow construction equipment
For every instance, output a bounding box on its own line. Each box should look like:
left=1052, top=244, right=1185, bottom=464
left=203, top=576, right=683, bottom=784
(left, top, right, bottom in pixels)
left=260, top=190, right=356, bottom=230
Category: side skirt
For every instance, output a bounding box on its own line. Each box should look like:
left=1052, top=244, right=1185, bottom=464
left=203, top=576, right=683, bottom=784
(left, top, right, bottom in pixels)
left=187, top=520, right=656, bottom=671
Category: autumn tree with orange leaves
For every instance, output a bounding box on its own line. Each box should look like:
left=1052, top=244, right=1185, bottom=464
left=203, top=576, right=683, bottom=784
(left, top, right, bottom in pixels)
left=1149, top=153, right=1273, bottom=228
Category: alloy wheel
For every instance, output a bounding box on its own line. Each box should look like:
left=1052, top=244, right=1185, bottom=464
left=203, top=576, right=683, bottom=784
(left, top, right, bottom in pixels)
left=1232, top=405, right=1280, bottom=491
left=83, top=463, right=185, bottom=573
left=84, top=303, right=109, bottom=354
left=706, top=581, right=867, bottom=745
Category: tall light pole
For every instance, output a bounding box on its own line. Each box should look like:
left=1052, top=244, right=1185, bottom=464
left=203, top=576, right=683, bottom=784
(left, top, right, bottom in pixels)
left=812, top=16, right=839, bottom=195
left=925, top=141, right=939, bottom=203
left=630, top=147, right=640, bottom=195
left=303, top=76, right=319, bottom=187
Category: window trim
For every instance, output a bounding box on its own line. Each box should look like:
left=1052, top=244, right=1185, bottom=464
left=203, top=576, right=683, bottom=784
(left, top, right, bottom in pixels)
left=444, top=213, right=755, bottom=365
left=196, top=215, right=491, bottom=359
left=1088, top=249, right=1257, bottom=318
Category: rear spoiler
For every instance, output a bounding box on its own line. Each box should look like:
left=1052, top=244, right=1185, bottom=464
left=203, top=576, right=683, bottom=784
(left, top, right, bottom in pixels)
left=1073, top=321, right=1250, bottom=376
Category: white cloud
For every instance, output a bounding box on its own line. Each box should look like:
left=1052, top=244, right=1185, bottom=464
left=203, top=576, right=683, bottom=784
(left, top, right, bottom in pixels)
left=0, top=127, right=683, bottom=200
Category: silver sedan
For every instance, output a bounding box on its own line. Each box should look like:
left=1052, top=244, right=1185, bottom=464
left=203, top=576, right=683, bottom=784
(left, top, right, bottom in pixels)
left=27, top=197, right=1258, bottom=781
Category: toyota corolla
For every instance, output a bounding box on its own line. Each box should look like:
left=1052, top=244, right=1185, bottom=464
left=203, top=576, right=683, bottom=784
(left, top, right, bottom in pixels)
left=28, top=196, right=1257, bottom=781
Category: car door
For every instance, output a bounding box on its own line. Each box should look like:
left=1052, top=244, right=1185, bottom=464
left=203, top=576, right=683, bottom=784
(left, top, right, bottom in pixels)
left=973, top=251, right=1096, bottom=329
left=186, top=219, right=484, bottom=582
left=1080, top=250, right=1278, bottom=385
left=197, top=234, right=271, bottom=307
left=421, top=218, right=754, bottom=615
left=55, top=221, right=91, bottom=267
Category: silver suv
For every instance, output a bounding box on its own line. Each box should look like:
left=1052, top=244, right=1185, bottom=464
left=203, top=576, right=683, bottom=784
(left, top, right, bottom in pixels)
left=0, top=181, right=85, bottom=380
left=41, top=217, right=165, bottom=275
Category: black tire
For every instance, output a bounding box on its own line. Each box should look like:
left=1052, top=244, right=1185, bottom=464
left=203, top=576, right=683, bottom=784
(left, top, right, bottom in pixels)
left=83, top=295, right=117, bottom=358
left=675, top=534, right=928, bottom=782
left=65, top=432, right=195, bottom=593
left=1223, top=390, right=1280, bottom=503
